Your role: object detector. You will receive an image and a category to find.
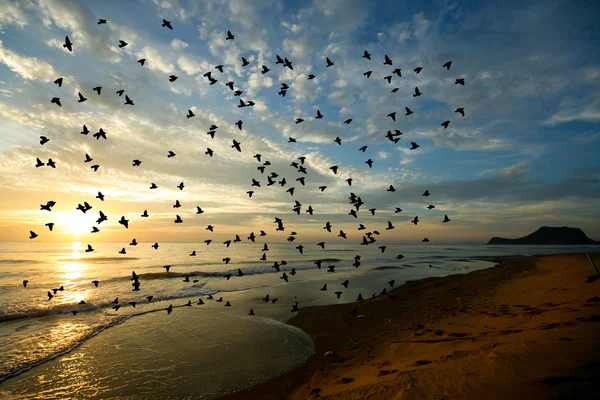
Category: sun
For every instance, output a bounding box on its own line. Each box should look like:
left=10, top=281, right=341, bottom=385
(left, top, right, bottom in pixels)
left=58, top=212, right=94, bottom=236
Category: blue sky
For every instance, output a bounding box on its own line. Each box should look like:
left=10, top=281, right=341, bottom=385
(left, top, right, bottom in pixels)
left=0, top=0, right=598, bottom=243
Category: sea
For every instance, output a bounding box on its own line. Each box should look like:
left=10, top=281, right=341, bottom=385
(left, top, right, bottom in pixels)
left=0, top=241, right=597, bottom=399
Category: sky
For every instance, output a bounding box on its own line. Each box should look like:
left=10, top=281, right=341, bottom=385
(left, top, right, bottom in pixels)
left=0, top=0, right=599, bottom=244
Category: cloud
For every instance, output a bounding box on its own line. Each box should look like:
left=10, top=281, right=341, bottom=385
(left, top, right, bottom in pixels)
left=0, top=40, right=61, bottom=82
left=170, top=39, right=189, bottom=50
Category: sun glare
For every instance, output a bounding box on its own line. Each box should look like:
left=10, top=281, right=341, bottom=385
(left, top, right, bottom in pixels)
left=58, top=212, right=94, bottom=236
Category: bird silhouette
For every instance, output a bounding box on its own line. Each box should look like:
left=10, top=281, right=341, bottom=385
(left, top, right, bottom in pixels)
left=414, top=67, right=422, bottom=74
left=63, top=36, right=72, bottom=52
left=443, top=215, right=451, bottom=223
left=77, top=92, right=87, bottom=103
left=162, top=19, right=173, bottom=30
left=124, top=95, right=134, bottom=105
left=384, top=55, right=393, bottom=65
left=410, top=142, right=419, bottom=150
left=363, top=71, right=372, bottom=78
left=93, top=86, right=102, bottom=95
left=441, top=120, right=450, bottom=129
left=226, top=31, right=235, bottom=40
left=316, top=109, right=323, bottom=119
left=455, top=108, right=465, bottom=117
left=443, top=61, right=452, bottom=70
left=51, top=97, right=61, bottom=107
left=387, top=112, right=396, bottom=121
left=362, top=50, right=371, bottom=59
left=455, top=78, right=465, bottom=85
left=413, top=87, right=422, bottom=97
left=54, top=77, right=63, bottom=87
left=326, top=57, right=334, bottom=67
left=138, top=59, right=146, bottom=66
left=118, top=40, right=128, bottom=48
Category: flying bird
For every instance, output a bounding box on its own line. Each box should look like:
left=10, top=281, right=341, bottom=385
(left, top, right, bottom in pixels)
left=63, top=36, right=73, bottom=52
left=162, top=19, right=173, bottom=30
left=226, top=31, right=235, bottom=40
left=384, top=55, right=393, bottom=65
left=443, top=61, right=452, bottom=70
left=326, top=57, right=334, bottom=67
left=455, top=108, right=465, bottom=117
left=362, top=50, right=371, bottom=59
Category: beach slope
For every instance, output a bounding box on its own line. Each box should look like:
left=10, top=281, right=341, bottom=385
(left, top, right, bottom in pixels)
left=219, top=252, right=600, bottom=399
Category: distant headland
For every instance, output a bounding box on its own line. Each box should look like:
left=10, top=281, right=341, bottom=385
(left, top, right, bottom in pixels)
left=487, top=226, right=599, bottom=245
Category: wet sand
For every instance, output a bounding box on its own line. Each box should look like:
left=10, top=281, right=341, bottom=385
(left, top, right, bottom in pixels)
left=219, top=252, right=600, bottom=399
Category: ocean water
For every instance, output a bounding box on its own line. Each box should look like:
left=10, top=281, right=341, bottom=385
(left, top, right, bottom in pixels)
left=0, top=241, right=597, bottom=399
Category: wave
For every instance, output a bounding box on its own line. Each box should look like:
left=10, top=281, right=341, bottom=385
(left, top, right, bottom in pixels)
left=0, top=314, right=130, bottom=384
left=0, top=259, right=39, bottom=264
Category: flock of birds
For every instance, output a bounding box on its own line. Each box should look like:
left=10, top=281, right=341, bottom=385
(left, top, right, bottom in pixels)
left=27, top=18, right=464, bottom=317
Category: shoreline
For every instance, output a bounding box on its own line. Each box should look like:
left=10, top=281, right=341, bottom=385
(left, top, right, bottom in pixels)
left=218, top=252, right=600, bottom=399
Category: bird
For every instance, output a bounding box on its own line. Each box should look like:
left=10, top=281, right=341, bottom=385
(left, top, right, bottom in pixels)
left=215, top=65, right=224, bottom=73
left=387, top=185, right=396, bottom=192
left=92, top=280, right=99, bottom=287
left=241, top=57, right=249, bottom=66
left=162, top=19, right=173, bottom=30
left=414, top=67, right=423, bottom=74
left=51, top=97, right=61, bottom=107
left=40, top=136, right=50, bottom=145
left=77, top=92, right=87, bottom=103
left=384, top=55, right=393, bottom=65
left=29, top=231, right=38, bottom=239
left=98, top=19, right=107, bottom=24
left=124, top=95, right=134, bottom=105
left=169, top=75, right=178, bottom=82
left=116, top=90, right=125, bottom=96
left=411, top=216, right=419, bottom=225
left=166, top=305, right=173, bottom=314
left=118, top=216, right=129, bottom=228
left=330, top=165, right=338, bottom=174
left=443, top=215, right=451, bottom=223
left=455, top=108, right=465, bottom=117
left=413, top=87, right=422, bottom=97
left=422, top=238, right=430, bottom=242
left=427, top=205, right=435, bottom=210
left=308, top=74, right=315, bottom=80
left=423, top=190, right=430, bottom=196
left=334, top=137, right=342, bottom=145
left=359, top=146, right=368, bottom=152
left=326, top=57, right=334, bottom=67
left=261, top=65, right=270, bottom=74
left=54, top=77, right=63, bottom=87
left=410, top=142, right=419, bottom=150
left=177, top=182, right=184, bottom=190
left=93, top=129, right=106, bottom=140
left=443, top=61, right=452, bottom=70
left=441, top=121, right=450, bottom=129
left=138, top=59, right=146, bottom=66
left=362, top=50, right=371, bottom=59
left=232, top=140, right=242, bottom=152
left=167, top=151, right=176, bottom=158
left=236, top=120, right=243, bottom=130
left=93, top=87, right=102, bottom=95
left=455, top=78, right=465, bottom=85
left=405, top=107, right=413, bottom=116
left=63, top=36, right=72, bottom=51
left=386, top=221, right=395, bottom=230
left=384, top=75, right=392, bottom=83
left=35, top=158, right=44, bottom=168
left=316, top=109, right=323, bottom=119
left=387, top=112, right=396, bottom=121
left=118, top=40, right=128, bottom=48
left=365, top=159, right=373, bottom=168
left=393, top=68, right=402, bottom=77
left=226, top=30, right=235, bottom=40
left=45, top=222, right=54, bottom=231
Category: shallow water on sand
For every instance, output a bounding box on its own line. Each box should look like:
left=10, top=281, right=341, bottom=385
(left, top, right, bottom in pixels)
left=1, top=241, right=597, bottom=398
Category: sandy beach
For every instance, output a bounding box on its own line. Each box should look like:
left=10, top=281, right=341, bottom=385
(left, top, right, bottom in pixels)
left=219, top=252, right=600, bottom=399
